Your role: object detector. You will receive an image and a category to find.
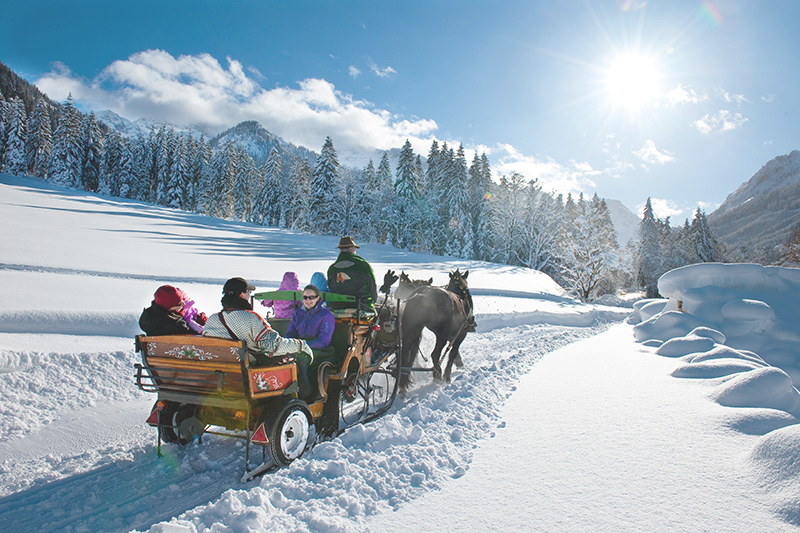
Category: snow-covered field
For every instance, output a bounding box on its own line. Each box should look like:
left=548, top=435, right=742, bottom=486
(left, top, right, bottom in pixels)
left=1, top=173, right=799, bottom=532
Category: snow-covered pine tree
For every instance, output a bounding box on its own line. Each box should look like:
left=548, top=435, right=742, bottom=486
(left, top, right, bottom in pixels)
left=330, top=166, right=368, bottom=237
left=234, top=149, right=257, bottom=221
left=360, top=158, right=379, bottom=242
left=219, top=143, right=239, bottom=219
left=687, top=207, right=725, bottom=263
left=189, top=135, right=211, bottom=213
left=311, top=136, right=339, bottom=233
left=254, top=146, right=283, bottom=226
left=286, top=158, right=312, bottom=230
left=48, top=94, right=82, bottom=188
left=101, top=130, right=122, bottom=196
left=3, top=96, right=27, bottom=175
left=467, top=153, right=491, bottom=260
left=81, top=111, right=103, bottom=192
left=374, top=152, right=395, bottom=244
left=154, top=127, right=176, bottom=205
left=636, top=197, right=663, bottom=298
left=779, top=225, right=800, bottom=266
left=117, top=138, right=135, bottom=199
left=443, top=144, right=472, bottom=257
left=166, top=135, right=187, bottom=210
left=395, top=139, right=420, bottom=200
left=25, top=98, right=52, bottom=178
left=0, top=91, right=6, bottom=168
left=130, top=134, right=150, bottom=201
left=487, top=172, right=527, bottom=265
left=392, top=140, right=423, bottom=248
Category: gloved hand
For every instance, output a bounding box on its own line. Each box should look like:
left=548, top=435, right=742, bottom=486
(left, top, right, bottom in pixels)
left=196, top=312, right=207, bottom=326
left=380, top=269, right=399, bottom=294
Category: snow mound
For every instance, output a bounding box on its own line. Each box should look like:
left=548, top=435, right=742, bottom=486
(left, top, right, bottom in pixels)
left=632, top=310, right=705, bottom=343
left=711, top=367, right=800, bottom=417
left=750, top=424, right=800, bottom=525
left=635, top=263, right=800, bottom=383
left=656, top=334, right=716, bottom=358
left=671, top=358, right=764, bottom=379
left=630, top=261, right=800, bottom=522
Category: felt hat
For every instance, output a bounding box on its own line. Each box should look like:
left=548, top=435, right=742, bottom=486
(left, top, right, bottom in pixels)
left=154, top=285, right=183, bottom=309
left=337, top=236, right=360, bottom=249
left=223, top=277, right=256, bottom=294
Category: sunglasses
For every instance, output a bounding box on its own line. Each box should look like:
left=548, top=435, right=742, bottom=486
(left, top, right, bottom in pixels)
left=303, top=295, right=319, bottom=300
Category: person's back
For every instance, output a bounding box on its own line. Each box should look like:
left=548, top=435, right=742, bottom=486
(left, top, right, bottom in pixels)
left=203, top=277, right=316, bottom=400
left=139, top=285, right=195, bottom=336
left=327, top=236, right=377, bottom=312
left=261, top=271, right=301, bottom=319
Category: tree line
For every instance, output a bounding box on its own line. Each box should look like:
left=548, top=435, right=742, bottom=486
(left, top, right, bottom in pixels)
left=3, top=87, right=761, bottom=302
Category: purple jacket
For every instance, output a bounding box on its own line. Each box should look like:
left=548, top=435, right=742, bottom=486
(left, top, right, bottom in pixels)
left=286, top=303, right=335, bottom=349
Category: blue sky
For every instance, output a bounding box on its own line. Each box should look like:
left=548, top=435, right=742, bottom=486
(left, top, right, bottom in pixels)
left=4, top=0, right=799, bottom=221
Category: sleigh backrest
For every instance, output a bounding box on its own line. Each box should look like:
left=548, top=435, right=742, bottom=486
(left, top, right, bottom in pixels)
left=135, top=334, right=297, bottom=402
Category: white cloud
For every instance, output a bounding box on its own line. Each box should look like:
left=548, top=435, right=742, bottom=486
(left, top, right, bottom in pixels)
left=634, top=139, right=674, bottom=165
left=35, top=50, right=433, bottom=153
left=348, top=65, right=361, bottom=78
left=369, top=62, right=397, bottom=78
left=692, top=109, right=748, bottom=134
left=717, top=88, right=749, bottom=105
left=661, top=84, right=706, bottom=106
left=640, top=198, right=684, bottom=221
left=489, top=144, right=598, bottom=196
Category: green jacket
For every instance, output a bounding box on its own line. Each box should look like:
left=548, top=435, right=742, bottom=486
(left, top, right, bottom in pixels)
left=327, top=251, right=378, bottom=309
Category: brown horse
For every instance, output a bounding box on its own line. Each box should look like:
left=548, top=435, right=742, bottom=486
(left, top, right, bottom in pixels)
left=399, top=269, right=473, bottom=390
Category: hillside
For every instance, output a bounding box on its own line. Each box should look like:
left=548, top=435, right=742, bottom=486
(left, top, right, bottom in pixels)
left=709, top=150, right=800, bottom=251
left=210, top=120, right=317, bottom=166
left=605, top=198, right=640, bottom=247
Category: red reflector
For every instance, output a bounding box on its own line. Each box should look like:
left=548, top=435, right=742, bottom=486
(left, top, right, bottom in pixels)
left=251, top=422, right=270, bottom=445
left=146, top=408, right=159, bottom=426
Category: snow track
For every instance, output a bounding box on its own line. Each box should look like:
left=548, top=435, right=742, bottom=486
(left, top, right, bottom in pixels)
left=0, top=320, right=608, bottom=533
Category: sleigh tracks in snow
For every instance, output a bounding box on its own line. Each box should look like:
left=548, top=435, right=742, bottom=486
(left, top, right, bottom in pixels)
left=134, top=290, right=402, bottom=481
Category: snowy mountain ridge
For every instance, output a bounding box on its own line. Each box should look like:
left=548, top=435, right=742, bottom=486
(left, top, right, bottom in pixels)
left=714, top=150, right=800, bottom=216
left=209, top=120, right=318, bottom=166
left=708, top=149, right=800, bottom=251
left=95, top=110, right=201, bottom=140
left=605, top=198, right=640, bottom=247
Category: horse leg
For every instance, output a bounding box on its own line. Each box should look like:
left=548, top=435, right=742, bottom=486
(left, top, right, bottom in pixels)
left=399, top=325, right=423, bottom=392
left=430, top=335, right=447, bottom=381
left=443, top=332, right=467, bottom=382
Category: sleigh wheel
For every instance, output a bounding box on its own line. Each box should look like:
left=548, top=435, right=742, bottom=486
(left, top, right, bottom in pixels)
left=268, top=400, right=311, bottom=466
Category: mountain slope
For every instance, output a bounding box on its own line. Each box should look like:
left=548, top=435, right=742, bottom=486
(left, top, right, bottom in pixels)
left=708, top=150, right=800, bottom=251
left=606, top=199, right=640, bottom=247
left=210, top=120, right=317, bottom=166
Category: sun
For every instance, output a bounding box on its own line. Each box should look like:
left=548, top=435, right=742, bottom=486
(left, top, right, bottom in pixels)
left=603, top=52, right=663, bottom=111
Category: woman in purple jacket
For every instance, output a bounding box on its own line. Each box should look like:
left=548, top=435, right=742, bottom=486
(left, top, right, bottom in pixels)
left=286, top=284, right=336, bottom=358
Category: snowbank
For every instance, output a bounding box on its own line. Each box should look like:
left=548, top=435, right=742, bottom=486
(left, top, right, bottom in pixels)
left=629, top=262, right=800, bottom=522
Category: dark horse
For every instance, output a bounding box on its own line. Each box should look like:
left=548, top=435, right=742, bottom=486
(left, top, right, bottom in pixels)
left=393, top=271, right=433, bottom=300
left=399, top=269, right=474, bottom=390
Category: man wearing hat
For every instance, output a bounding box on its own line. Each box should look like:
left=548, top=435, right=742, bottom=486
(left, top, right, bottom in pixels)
left=203, top=277, right=316, bottom=399
left=327, top=236, right=378, bottom=312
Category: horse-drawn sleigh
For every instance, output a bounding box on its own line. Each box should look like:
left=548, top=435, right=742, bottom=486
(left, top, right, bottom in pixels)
left=133, top=269, right=473, bottom=478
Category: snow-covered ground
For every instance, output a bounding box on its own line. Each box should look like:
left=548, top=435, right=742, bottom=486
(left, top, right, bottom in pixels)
left=1, top=173, right=799, bottom=532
